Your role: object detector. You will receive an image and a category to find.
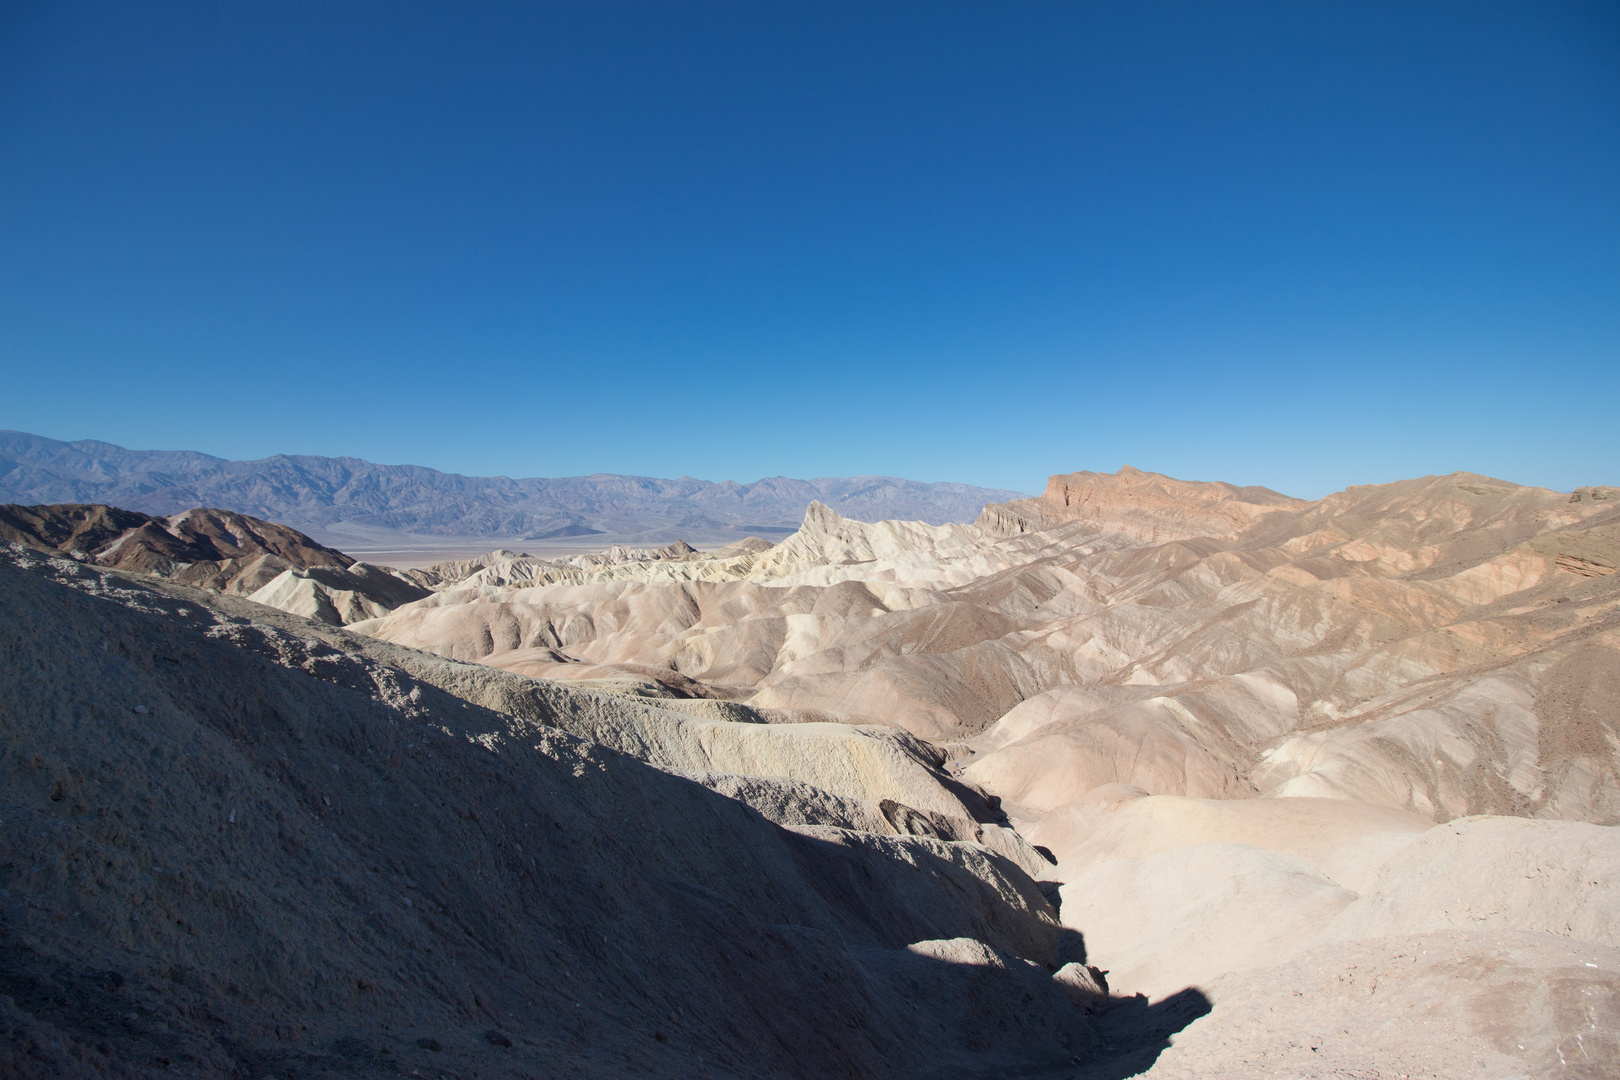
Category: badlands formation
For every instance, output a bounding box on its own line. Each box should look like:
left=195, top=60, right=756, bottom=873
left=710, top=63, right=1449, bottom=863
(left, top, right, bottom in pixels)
left=0, top=503, right=431, bottom=624
left=0, top=465, right=1616, bottom=1077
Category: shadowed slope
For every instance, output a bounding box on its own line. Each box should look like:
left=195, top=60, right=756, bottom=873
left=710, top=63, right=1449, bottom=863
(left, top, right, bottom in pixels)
left=0, top=543, right=1101, bottom=1079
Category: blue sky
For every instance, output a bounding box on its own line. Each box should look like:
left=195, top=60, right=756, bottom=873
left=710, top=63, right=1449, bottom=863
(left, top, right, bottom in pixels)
left=1, top=1, right=1615, bottom=498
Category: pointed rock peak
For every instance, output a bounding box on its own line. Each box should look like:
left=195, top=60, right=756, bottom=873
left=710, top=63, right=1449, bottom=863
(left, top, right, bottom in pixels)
left=801, top=500, right=846, bottom=531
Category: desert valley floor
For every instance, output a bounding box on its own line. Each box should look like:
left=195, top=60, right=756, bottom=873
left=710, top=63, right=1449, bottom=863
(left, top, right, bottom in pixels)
left=1, top=466, right=1616, bottom=1078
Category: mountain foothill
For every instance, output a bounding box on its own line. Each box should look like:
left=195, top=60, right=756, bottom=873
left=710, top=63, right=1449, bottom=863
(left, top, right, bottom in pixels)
left=1, top=444, right=1616, bottom=1078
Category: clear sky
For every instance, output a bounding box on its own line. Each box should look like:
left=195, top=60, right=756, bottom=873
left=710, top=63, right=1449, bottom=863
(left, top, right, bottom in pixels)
left=1, top=1, right=1615, bottom=498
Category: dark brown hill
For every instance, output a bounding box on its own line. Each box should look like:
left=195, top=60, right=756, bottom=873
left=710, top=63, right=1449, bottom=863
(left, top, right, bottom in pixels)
left=0, top=503, right=352, bottom=577
left=0, top=503, right=435, bottom=620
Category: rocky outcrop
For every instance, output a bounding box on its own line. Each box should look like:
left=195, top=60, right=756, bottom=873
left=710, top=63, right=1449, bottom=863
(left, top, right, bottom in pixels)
left=976, top=465, right=1302, bottom=542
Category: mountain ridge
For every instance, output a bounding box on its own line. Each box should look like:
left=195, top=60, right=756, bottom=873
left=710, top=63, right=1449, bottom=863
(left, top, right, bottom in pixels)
left=0, top=430, right=1024, bottom=543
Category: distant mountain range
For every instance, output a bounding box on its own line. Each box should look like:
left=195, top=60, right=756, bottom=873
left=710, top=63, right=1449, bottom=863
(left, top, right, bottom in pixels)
left=0, top=431, right=1024, bottom=543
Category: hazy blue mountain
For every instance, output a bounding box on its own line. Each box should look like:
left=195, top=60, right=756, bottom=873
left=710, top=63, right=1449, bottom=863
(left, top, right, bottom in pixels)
left=0, top=431, right=1024, bottom=540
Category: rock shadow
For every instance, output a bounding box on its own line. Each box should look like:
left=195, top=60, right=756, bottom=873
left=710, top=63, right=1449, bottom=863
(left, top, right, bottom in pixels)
left=1073, top=987, right=1214, bottom=1080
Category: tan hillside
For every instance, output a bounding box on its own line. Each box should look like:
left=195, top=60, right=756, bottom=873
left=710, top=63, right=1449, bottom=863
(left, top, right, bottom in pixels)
left=348, top=470, right=1620, bottom=823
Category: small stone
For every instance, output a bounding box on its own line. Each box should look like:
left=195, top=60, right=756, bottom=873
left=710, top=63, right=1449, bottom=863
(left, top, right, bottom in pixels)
left=483, top=1029, right=512, bottom=1048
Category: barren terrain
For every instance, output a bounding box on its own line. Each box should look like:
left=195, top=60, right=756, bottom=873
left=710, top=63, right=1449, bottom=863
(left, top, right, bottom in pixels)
left=2, top=464, right=1617, bottom=1077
